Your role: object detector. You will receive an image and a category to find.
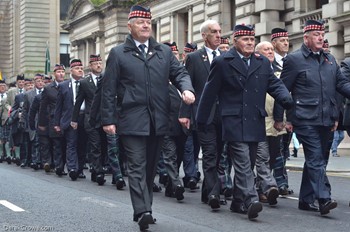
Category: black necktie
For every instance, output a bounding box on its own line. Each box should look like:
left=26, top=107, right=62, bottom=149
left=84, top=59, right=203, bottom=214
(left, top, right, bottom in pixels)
left=75, top=80, right=80, bottom=96
left=139, top=44, right=147, bottom=58
left=242, top=57, right=250, bottom=69
left=19, top=89, right=23, bottom=94
left=212, top=50, right=217, bottom=58
left=38, top=90, right=42, bottom=94
left=1, top=94, right=3, bottom=99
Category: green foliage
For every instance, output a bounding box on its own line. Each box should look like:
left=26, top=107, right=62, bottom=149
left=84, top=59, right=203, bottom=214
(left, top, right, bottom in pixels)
left=90, top=0, right=107, bottom=6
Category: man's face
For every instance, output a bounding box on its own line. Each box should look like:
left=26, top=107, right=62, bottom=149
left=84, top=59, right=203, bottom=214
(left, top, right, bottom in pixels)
left=304, top=30, right=325, bottom=52
left=272, top=37, right=289, bottom=55
left=234, top=36, right=255, bottom=57
left=54, top=70, right=65, bottom=83
left=34, top=77, right=44, bottom=89
left=25, top=82, right=34, bottom=91
left=257, top=43, right=275, bottom=63
left=17, top=80, right=25, bottom=89
left=128, top=18, right=152, bottom=43
left=202, top=23, right=221, bottom=50
left=0, top=84, right=6, bottom=93
left=218, top=44, right=230, bottom=51
left=89, top=61, right=103, bottom=75
left=70, top=66, right=84, bottom=80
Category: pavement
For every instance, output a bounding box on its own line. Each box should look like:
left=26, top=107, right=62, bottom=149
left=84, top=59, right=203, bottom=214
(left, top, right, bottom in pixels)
left=285, top=145, right=350, bottom=174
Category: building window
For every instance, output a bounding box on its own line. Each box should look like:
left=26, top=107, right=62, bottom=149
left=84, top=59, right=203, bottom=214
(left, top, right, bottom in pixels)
left=317, top=0, right=329, bottom=9
left=60, top=33, right=70, bottom=67
left=60, top=0, right=71, bottom=21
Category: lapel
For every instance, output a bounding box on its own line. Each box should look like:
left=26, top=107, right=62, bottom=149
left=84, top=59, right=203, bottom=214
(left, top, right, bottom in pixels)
left=89, top=74, right=97, bottom=90
left=226, top=48, right=247, bottom=76
left=198, top=48, right=210, bottom=73
left=272, top=59, right=283, bottom=71
left=248, top=53, right=263, bottom=77
left=124, top=35, right=162, bottom=61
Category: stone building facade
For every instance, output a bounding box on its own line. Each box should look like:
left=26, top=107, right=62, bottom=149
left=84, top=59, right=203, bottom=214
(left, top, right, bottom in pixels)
left=63, top=0, right=350, bottom=64
left=0, top=0, right=61, bottom=82
left=2, top=0, right=350, bottom=81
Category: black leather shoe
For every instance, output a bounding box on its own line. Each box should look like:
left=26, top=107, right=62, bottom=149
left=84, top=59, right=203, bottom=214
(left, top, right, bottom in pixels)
left=187, top=178, right=198, bottom=190
left=266, top=187, right=279, bottom=205
left=153, top=183, right=162, bottom=192
left=298, top=201, right=319, bottom=212
left=91, top=172, right=97, bottom=182
left=55, top=168, right=63, bottom=177
left=223, top=187, right=233, bottom=199
left=116, top=178, right=126, bottom=190
left=20, top=162, right=26, bottom=168
left=78, top=172, right=86, bottom=179
left=208, top=195, right=220, bottom=210
left=159, top=173, right=169, bottom=186
left=69, top=170, right=78, bottom=181
left=278, top=186, right=289, bottom=196
left=174, top=185, right=185, bottom=201
left=6, top=156, right=12, bottom=164
left=247, top=201, right=263, bottom=220
left=230, top=202, right=247, bottom=214
left=96, top=174, right=106, bottom=186
left=138, top=212, right=155, bottom=231
left=319, top=200, right=337, bottom=215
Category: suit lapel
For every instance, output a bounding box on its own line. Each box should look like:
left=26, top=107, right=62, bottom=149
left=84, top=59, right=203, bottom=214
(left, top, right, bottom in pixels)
left=248, top=53, right=263, bottom=77
left=227, top=49, right=247, bottom=76
left=198, top=48, right=211, bottom=73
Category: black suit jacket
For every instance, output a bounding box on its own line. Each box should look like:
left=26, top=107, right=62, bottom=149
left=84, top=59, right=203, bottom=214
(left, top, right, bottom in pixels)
left=54, top=80, right=74, bottom=131
left=38, top=81, right=62, bottom=137
left=28, top=94, right=46, bottom=135
left=180, top=47, right=220, bottom=127
left=196, top=47, right=293, bottom=142
left=72, top=74, right=97, bottom=129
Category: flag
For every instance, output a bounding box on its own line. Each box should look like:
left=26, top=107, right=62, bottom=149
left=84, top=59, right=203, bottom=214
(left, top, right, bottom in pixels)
left=45, top=42, right=51, bottom=74
left=0, top=70, right=2, bottom=81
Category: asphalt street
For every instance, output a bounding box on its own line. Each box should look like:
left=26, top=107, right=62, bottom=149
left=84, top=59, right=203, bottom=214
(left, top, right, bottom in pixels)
left=0, top=162, right=350, bottom=232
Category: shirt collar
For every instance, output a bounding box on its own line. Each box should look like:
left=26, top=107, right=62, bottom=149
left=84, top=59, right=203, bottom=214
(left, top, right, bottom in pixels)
left=134, top=39, right=149, bottom=49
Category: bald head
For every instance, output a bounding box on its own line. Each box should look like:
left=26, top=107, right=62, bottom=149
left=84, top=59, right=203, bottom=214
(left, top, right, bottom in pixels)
left=255, top=41, right=275, bottom=63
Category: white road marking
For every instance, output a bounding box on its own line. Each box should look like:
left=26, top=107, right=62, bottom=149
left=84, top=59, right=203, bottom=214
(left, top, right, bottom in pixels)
left=0, top=200, right=25, bottom=212
left=280, top=196, right=299, bottom=201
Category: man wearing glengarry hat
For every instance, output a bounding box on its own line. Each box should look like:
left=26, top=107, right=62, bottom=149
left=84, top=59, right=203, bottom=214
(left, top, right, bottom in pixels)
left=274, top=19, right=350, bottom=215
left=38, top=64, right=66, bottom=175
left=196, top=23, right=293, bottom=220
left=54, top=59, right=85, bottom=181
left=100, top=5, right=194, bottom=230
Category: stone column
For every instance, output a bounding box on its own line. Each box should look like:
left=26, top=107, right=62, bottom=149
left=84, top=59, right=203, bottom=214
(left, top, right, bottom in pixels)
left=187, top=5, right=193, bottom=43
left=254, top=0, right=285, bottom=41
left=323, top=0, right=346, bottom=61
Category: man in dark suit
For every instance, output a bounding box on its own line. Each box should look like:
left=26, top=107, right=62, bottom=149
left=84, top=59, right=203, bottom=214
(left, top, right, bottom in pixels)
left=270, top=28, right=294, bottom=196
left=23, top=74, right=45, bottom=170
left=274, top=20, right=350, bottom=216
left=101, top=5, right=195, bottom=231
left=71, top=54, right=105, bottom=185
left=54, top=59, right=85, bottom=181
left=38, top=64, right=66, bottom=176
left=196, top=24, right=293, bottom=220
left=179, top=19, right=226, bottom=209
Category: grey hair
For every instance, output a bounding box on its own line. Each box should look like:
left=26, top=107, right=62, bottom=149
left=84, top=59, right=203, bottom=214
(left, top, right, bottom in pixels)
left=200, top=19, right=219, bottom=33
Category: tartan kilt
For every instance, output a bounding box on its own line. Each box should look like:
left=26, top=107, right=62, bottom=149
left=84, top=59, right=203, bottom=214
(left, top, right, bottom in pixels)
left=0, top=124, right=10, bottom=141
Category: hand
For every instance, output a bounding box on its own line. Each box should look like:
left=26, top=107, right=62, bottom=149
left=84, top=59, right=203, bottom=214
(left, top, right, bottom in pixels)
left=38, top=126, right=46, bottom=131
left=331, top=121, right=338, bottom=132
left=70, top=121, right=78, bottom=130
left=182, top=90, right=195, bottom=105
left=285, top=122, right=293, bottom=132
left=273, top=121, right=284, bottom=132
left=103, top=124, right=116, bottom=135
left=54, top=126, right=61, bottom=132
left=178, top=118, right=191, bottom=129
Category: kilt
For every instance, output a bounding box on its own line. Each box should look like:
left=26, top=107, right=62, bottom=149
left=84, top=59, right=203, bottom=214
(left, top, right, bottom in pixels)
left=0, top=124, right=10, bottom=142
